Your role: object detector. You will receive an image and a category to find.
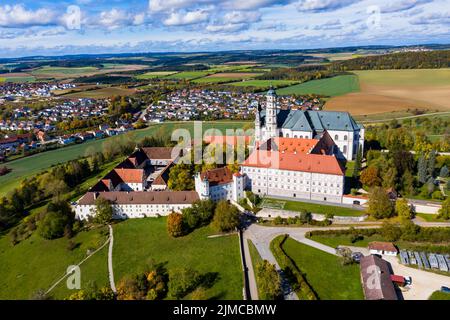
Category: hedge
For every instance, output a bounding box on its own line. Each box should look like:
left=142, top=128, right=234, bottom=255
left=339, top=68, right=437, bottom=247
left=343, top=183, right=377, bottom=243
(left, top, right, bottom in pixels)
left=270, top=235, right=317, bottom=300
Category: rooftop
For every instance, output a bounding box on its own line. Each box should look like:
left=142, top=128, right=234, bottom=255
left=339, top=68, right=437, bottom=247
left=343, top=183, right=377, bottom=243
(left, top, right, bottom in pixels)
left=78, top=191, right=199, bottom=205
left=200, top=167, right=234, bottom=186
left=368, top=242, right=398, bottom=253
left=360, top=255, right=398, bottom=300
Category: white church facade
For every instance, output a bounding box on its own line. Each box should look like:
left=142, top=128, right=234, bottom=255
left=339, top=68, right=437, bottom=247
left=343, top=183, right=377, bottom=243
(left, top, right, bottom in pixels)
left=255, top=87, right=364, bottom=160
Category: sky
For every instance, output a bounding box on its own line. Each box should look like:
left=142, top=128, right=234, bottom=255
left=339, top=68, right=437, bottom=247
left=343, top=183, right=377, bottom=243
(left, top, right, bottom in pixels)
left=0, top=0, right=449, bottom=58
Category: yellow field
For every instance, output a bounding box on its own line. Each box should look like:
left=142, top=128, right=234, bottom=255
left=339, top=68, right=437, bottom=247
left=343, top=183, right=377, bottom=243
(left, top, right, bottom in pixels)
left=325, top=69, right=450, bottom=115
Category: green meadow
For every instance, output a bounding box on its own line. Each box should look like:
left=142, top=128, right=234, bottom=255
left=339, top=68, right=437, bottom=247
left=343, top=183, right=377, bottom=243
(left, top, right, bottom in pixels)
left=277, top=75, right=360, bottom=97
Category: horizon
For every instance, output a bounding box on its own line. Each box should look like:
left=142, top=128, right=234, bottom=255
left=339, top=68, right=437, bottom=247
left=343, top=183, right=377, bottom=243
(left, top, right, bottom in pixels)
left=0, top=0, right=449, bottom=58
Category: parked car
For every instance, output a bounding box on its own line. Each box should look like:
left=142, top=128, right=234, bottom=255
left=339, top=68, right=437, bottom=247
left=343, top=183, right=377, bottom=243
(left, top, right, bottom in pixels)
left=441, top=286, right=450, bottom=293
left=351, top=252, right=363, bottom=263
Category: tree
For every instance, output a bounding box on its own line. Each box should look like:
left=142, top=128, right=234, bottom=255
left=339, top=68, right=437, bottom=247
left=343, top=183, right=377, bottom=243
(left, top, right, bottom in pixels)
left=352, top=146, right=362, bottom=179
left=367, top=187, right=394, bottom=219
left=437, top=196, right=450, bottom=220
left=401, top=169, right=416, bottom=196
left=255, top=260, right=283, bottom=300
left=38, top=212, right=70, bottom=240
left=380, top=221, right=402, bottom=242
left=94, top=197, right=113, bottom=224
left=212, top=201, right=240, bottom=232
left=382, top=167, right=397, bottom=189
left=395, top=198, right=412, bottom=220
left=167, top=212, right=185, bottom=237
left=360, top=166, right=381, bottom=187
left=439, top=165, right=449, bottom=178
left=168, top=267, right=200, bottom=299
left=417, top=153, right=428, bottom=184
left=428, top=149, right=437, bottom=178
left=168, top=164, right=194, bottom=191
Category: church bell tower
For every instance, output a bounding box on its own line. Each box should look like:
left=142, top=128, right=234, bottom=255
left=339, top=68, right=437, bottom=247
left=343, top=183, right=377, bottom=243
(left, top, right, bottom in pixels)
left=265, top=86, right=278, bottom=140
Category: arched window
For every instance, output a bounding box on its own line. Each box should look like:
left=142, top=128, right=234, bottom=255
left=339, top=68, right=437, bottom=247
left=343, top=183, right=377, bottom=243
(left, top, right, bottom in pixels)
left=280, top=132, right=283, bottom=137
left=294, top=135, right=298, bottom=138
left=343, top=145, right=347, bottom=154
left=286, top=133, right=289, bottom=138
left=334, top=134, right=338, bottom=140
left=344, top=135, right=348, bottom=141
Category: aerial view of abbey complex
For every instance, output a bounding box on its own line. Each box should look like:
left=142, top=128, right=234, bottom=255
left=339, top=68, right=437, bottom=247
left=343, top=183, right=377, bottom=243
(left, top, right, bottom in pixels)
left=0, top=0, right=449, bottom=308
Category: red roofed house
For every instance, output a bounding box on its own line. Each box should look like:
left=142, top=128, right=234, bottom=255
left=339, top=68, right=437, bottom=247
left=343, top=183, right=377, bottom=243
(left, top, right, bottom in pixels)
left=368, top=242, right=398, bottom=256
left=195, top=167, right=245, bottom=202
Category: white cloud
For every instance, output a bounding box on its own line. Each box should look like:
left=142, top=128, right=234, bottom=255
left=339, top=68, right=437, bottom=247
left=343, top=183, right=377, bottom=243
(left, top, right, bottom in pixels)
left=381, top=0, right=433, bottom=13
left=0, top=4, right=57, bottom=28
left=223, top=11, right=261, bottom=24
left=149, top=0, right=214, bottom=13
left=97, top=9, right=146, bottom=30
left=206, top=23, right=247, bottom=33
left=164, top=10, right=209, bottom=26
left=296, top=0, right=361, bottom=12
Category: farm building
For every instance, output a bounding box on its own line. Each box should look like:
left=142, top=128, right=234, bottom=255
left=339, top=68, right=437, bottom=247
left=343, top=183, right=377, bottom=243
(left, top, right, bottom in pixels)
left=368, top=242, right=398, bottom=256
left=360, top=255, right=398, bottom=300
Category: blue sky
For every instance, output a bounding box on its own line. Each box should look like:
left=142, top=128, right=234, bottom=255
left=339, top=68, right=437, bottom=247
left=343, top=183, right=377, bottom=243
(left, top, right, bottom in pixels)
left=0, top=0, right=449, bottom=58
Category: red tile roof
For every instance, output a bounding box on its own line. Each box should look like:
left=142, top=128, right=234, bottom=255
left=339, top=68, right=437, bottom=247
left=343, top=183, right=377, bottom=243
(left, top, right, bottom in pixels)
left=273, top=137, right=319, bottom=154
left=142, top=147, right=177, bottom=160
left=368, top=242, right=398, bottom=253
left=242, top=150, right=344, bottom=176
left=200, top=167, right=234, bottom=186
left=112, top=168, right=144, bottom=184
left=204, top=135, right=251, bottom=146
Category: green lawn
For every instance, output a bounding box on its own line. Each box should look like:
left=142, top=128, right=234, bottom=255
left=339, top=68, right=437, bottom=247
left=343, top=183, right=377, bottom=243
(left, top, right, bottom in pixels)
left=415, top=213, right=447, bottom=222
left=0, top=121, right=250, bottom=196
left=192, top=77, right=245, bottom=84
left=282, top=238, right=364, bottom=300
left=247, top=239, right=263, bottom=271
left=228, top=80, right=298, bottom=88
left=263, top=198, right=364, bottom=217
left=429, top=291, right=450, bottom=300
left=2, top=76, right=36, bottom=83
left=113, top=218, right=243, bottom=300
left=32, top=66, right=98, bottom=76
left=308, top=234, right=383, bottom=248
left=0, top=226, right=108, bottom=299
left=276, top=75, right=360, bottom=97
left=354, top=68, right=450, bottom=86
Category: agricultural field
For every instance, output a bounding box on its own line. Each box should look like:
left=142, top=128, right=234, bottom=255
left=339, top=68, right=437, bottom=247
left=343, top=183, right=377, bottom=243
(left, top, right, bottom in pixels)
left=325, top=69, right=450, bottom=115
left=113, top=218, right=243, bottom=300
left=277, top=75, right=360, bottom=97
left=228, top=80, right=299, bottom=88
left=0, top=121, right=251, bottom=196
left=135, top=71, right=177, bottom=79
left=60, top=86, right=136, bottom=99
left=192, top=72, right=262, bottom=84
left=30, top=64, right=149, bottom=80
left=0, top=72, right=36, bottom=83
left=164, top=71, right=211, bottom=80
left=281, top=238, right=364, bottom=300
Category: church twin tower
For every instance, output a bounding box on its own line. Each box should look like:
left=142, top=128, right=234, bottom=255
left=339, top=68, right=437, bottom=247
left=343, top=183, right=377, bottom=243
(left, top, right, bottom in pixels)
left=255, top=86, right=278, bottom=142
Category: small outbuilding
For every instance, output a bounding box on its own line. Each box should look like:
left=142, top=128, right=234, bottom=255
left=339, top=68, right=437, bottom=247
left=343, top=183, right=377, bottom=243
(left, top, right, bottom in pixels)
left=368, top=242, right=398, bottom=256
left=360, top=255, right=398, bottom=300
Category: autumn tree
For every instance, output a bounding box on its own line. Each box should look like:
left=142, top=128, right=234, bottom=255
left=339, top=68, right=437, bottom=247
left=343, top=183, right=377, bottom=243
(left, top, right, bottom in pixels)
left=395, top=198, right=413, bottom=220
left=437, top=196, right=450, bottom=220
left=212, top=201, right=240, bottom=232
left=360, top=166, right=381, bottom=187
left=255, top=260, right=283, bottom=300
left=367, top=187, right=394, bottom=219
left=167, top=212, right=185, bottom=237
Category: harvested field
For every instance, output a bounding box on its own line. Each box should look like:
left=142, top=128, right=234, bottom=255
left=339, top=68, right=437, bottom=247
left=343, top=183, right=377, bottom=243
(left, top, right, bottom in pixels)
left=60, top=86, right=136, bottom=99
left=325, top=69, right=450, bottom=115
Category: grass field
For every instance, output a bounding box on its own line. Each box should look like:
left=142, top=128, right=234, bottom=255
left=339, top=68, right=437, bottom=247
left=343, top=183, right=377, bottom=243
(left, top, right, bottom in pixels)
left=0, top=73, right=36, bottom=83
left=113, top=218, right=243, bottom=300
left=326, top=69, right=450, bottom=115
left=281, top=238, right=364, bottom=300
left=164, top=71, right=211, bottom=80
left=277, top=75, right=360, bottom=97
left=262, top=198, right=364, bottom=217
left=136, top=71, right=177, bottom=79
left=0, top=226, right=108, bottom=299
left=61, top=86, right=136, bottom=99
left=308, top=234, right=383, bottom=248
left=32, top=66, right=99, bottom=79
left=429, top=291, right=450, bottom=300
left=0, top=121, right=250, bottom=196
left=192, top=72, right=262, bottom=84
left=228, top=80, right=298, bottom=88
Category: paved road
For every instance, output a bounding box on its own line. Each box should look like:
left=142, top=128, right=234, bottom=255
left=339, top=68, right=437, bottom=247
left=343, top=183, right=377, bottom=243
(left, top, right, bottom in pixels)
left=242, top=236, right=259, bottom=300
left=108, top=225, right=117, bottom=293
